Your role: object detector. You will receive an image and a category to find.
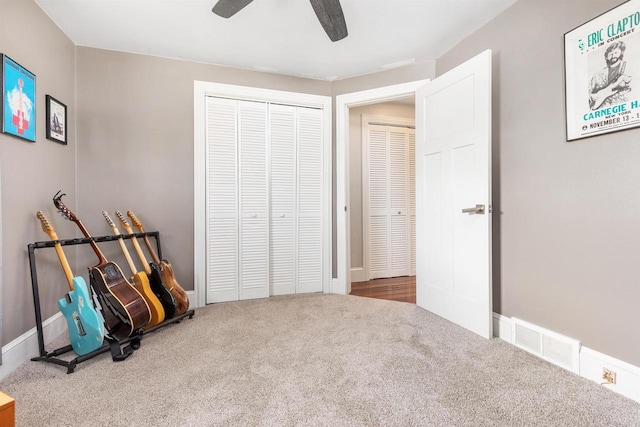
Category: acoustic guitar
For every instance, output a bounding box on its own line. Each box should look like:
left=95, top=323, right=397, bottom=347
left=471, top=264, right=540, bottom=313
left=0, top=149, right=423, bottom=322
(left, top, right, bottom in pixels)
left=36, top=211, right=104, bottom=355
left=102, top=211, right=165, bottom=328
left=53, top=192, right=151, bottom=340
left=115, top=210, right=177, bottom=319
left=128, top=210, right=189, bottom=315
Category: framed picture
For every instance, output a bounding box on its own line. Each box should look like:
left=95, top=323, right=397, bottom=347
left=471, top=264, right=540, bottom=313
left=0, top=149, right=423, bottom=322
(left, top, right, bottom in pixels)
left=1, top=54, right=36, bottom=142
left=564, top=0, right=640, bottom=141
left=46, top=95, right=67, bottom=144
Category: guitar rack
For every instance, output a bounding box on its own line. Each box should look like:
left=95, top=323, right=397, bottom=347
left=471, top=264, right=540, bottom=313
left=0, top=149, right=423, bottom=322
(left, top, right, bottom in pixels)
left=27, top=231, right=195, bottom=374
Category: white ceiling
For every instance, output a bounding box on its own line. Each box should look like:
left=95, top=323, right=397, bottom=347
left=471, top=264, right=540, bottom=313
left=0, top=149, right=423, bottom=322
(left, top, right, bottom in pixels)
left=35, top=0, right=517, bottom=81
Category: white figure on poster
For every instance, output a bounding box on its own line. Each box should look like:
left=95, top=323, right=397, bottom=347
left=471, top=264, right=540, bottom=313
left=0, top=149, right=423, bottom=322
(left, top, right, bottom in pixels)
left=588, top=41, right=632, bottom=110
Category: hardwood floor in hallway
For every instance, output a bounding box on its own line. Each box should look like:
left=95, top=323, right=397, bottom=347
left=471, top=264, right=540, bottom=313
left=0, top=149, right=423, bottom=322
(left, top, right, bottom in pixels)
left=349, top=276, right=416, bottom=304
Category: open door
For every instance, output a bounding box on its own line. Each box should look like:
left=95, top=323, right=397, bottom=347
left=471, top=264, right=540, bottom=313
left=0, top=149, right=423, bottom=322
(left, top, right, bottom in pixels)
left=415, top=50, right=492, bottom=338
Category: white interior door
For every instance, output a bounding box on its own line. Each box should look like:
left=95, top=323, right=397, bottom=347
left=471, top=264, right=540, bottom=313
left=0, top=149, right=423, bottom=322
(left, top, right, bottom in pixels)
left=297, top=107, right=323, bottom=293
left=415, top=50, right=492, bottom=338
left=269, top=104, right=296, bottom=296
left=238, top=100, right=269, bottom=300
left=206, top=97, right=239, bottom=303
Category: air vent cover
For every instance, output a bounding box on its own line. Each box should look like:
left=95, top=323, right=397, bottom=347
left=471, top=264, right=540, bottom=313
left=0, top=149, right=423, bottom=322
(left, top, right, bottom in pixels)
left=512, top=317, right=581, bottom=373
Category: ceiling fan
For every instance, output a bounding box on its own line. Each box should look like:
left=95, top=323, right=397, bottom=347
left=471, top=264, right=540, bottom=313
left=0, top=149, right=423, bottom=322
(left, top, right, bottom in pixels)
left=212, top=0, right=348, bottom=42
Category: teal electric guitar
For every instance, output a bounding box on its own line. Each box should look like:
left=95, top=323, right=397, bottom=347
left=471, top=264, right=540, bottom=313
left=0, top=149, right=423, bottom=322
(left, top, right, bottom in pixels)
left=37, top=211, right=104, bottom=355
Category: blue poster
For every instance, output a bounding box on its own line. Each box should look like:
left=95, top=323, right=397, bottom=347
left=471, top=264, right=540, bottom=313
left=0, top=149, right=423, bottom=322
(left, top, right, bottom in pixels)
left=2, top=55, right=36, bottom=142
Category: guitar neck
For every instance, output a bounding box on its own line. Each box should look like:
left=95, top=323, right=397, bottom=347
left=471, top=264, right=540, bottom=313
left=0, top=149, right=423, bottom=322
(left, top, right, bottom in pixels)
left=53, top=242, right=75, bottom=291
left=36, top=211, right=75, bottom=291
left=130, top=235, right=152, bottom=275
left=127, top=211, right=161, bottom=265
left=72, top=218, right=108, bottom=266
left=112, top=228, right=137, bottom=276
left=142, top=234, right=161, bottom=265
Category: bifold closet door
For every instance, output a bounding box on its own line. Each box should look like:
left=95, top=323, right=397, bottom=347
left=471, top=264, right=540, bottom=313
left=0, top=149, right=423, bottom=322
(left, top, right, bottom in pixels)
left=297, top=107, right=323, bottom=293
left=269, top=104, right=296, bottom=296
left=205, top=97, right=269, bottom=303
left=366, top=125, right=413, bottom=280
left=409, top=131, right=416, bottom=276
left=269, top=105, right=323, bottom=295
left=238, top=101, right=269, bottom=300
left=206, top=97, right=239, bottom=303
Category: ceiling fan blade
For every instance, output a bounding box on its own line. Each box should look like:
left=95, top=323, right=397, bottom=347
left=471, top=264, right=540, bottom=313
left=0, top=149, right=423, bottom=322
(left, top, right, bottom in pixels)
left=212, top=0, right=254, bottom=18
left=309, top=0, right=348, bottom=42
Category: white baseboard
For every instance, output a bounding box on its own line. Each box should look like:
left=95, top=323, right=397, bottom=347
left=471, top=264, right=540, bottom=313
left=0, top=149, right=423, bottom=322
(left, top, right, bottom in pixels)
left=580, top=346, right=640, bottom=402
left=0, top=311, right=67, bottom=381
left=492, top=313, right=512, bottom=342
left=350, top=267, right=366, bottom=283
left=492, top=313, right=640, bottom=403
left=330, top=278, right=339, bottom=294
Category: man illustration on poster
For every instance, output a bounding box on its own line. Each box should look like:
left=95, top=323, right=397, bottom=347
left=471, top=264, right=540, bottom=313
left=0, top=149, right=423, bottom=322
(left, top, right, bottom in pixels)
left=588, top=41, right=632, bottom=110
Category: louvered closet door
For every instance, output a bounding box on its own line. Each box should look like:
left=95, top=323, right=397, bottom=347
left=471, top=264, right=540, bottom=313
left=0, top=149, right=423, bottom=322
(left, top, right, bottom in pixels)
left=409, top=130, right=416, bottom=275
left=297, top=107, right=323, bottom=293
left=269, top=104, right=296, bottom=296
left=367, top=125, right=390, bottom=279
left=206, top=97, right=239, bottom=303
left=389, top=129, right=409, bottom=277
left=238, top=100, right=269, bottom=300
left=366, top=124, right=412, bottom=279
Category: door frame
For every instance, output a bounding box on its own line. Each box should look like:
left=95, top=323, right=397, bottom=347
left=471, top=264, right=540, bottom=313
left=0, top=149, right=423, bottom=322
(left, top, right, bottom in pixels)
left=335, top=80, right=429, bottom=295
left=194, top=81, right=332, bottom=308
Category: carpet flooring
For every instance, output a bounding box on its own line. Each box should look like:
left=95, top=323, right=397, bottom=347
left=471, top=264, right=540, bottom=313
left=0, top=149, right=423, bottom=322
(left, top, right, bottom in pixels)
left=1, top=293, right=639, bottom=426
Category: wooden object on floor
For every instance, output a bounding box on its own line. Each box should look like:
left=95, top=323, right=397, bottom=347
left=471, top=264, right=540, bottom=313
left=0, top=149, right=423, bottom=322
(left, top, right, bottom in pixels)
left=350, top=276, right=416, bottom=304
left=0, top=391, right=15, bottom=427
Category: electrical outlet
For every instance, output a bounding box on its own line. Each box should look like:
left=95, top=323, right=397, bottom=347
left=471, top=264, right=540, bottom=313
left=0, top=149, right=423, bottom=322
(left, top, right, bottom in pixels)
left=602, top=368, right=617, bottom=384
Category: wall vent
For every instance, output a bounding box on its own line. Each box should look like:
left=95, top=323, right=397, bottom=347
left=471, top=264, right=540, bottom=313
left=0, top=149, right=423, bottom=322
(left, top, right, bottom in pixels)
left=511, top=317, right=581, bottom=373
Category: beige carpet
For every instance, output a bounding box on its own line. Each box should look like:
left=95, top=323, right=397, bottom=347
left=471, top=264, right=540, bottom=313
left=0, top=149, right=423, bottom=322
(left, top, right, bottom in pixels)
left=1, top=293, right=639, bottom=426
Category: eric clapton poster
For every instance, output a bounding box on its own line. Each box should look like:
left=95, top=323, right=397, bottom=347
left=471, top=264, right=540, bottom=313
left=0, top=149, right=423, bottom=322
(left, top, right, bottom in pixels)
left=564, top=0, right=640, bottom=141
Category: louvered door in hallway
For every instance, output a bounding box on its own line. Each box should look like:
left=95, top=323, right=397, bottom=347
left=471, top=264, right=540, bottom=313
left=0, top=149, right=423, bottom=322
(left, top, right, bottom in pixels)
left=364, top=122, right=415, bottom=280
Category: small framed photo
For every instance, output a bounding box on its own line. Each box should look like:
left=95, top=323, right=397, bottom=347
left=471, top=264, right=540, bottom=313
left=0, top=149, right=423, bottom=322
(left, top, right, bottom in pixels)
left=564, top=0, right=640, bottom=141
left=46, top=95, right=67, bottom=144
left=1, top=54, right=36, bottom=142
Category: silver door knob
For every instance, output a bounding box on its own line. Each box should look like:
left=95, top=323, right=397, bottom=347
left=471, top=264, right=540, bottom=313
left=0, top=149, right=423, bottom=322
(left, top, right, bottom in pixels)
left=461, top=204, right=485, bottom=215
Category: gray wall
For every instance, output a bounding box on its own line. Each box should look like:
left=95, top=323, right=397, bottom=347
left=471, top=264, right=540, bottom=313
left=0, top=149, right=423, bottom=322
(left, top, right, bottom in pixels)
left=0, top=0, right=77, bottom=346
left=349, top=102, right=415, bottom=270
left=436, top=0, right=639, bottom=366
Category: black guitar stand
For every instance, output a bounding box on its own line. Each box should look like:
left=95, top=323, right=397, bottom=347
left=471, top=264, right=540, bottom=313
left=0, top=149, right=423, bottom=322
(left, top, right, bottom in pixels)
left=28, top=231, right=195, bottom=374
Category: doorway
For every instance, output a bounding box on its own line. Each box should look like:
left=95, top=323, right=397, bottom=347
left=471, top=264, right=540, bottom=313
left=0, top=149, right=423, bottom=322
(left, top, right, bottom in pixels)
left=335, top=80, right=428, bottom=297
left=348, top=102, right=416, bottom=304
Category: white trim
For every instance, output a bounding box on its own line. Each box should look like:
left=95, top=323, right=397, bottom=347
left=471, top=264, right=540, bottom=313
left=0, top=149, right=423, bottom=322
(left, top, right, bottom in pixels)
left=492, top=312, right=512, bottom=342
left=194, top=81, right=332, bottom=305
left=492, top=313, right=640, bottom=404
left=336, top=80, right=430, bottom=296
left=0, top=312, right=67, bottom=380
left=350, top=267, right=366, bottom=283
left=330, top=278, right=339, bottom=294
left=580, top=346, right=640, bottom=403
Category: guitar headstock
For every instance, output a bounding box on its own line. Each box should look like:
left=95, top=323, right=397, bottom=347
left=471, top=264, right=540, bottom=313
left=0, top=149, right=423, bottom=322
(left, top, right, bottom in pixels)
left=102, top=211, right=116, bottom=228
left=127, top=211, right=144, bottom=232
left=36, top=210, right=58, bottom=240
left=116, top=210, right=134, bottom=234
left=53, top=191, right=78, bottom=223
